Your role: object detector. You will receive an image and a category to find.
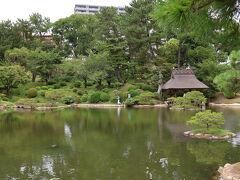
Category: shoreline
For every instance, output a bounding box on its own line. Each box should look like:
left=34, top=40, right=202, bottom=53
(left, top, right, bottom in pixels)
left=209, top=103, right=240, bottom=108
left=0, top=103, right=168, bottom=111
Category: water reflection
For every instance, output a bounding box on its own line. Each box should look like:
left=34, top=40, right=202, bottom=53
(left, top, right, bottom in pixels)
left=0, top=107, right=239, bottom=180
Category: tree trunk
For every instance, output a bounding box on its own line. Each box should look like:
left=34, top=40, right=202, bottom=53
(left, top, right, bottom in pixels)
left=107, top=80, right=111, bottom=88
left=178, top=40, right=183, bottom=68
left=84, top=79, right=87, bottom=88
left=157, top=70, right=163, bottom=98
left=32, top=73, right=36, bottom=82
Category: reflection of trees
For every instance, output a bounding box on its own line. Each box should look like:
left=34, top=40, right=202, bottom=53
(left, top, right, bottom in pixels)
left=187, top=140, right=232, bottom=165
left=0, top=108, right=238, bottom=179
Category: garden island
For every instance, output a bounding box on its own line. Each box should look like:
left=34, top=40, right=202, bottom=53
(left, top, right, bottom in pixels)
left=0, top=0, right=240, bottom=179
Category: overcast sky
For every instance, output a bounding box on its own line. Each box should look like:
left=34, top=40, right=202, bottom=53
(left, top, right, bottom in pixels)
left=0, top=0, right=132, bottom=22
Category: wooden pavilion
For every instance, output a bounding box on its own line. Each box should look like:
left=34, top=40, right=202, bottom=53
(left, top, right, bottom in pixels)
left=162, top=68, right=209, bottom=90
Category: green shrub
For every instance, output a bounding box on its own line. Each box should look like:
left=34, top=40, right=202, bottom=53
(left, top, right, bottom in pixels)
left=59, top=82, right=67, bottom=87
left=88, top=91, right=101, bottom=103
left=63, top=96, right=74, bottom=104
left=47, top=80, right=57, bottom=85
left=137, top=84, right=155, bottom=92
left=223, top=88, right=235, bottom=99
left=81, top=94, right=88, bottom=102
left=134, top=92, right=157, bottom=105
left=53, top=84, right=61, bottom=89
left=77, top=90, right=85, bottom=96
left=168, top=91, right=206, bottom=109
left=100, top=92, right=110, bottom=102
left=73, top=88, right=78, bottom=93
left=112, top=82, right=123, bottom=88
left=35, top=86, right=41, bottom=90
left=41, top=86, right=48, bottom=90
left=39, top=90, right=46, bottom=97
left=45, top=90, right=65, bottom=101
left=1, top=97, right=8, bottom=101
left=185, top=91, right=207, bottom=105
left=187, top=110, right=225, bottom=130
left=129, top=89, right=139, bottom=97
left=124, top=98, right=137, bottom=107
left=86, top=81, right=94, bottom=86
left=27, top=88, right=38, bottom=98
left=128, top=85, right=138, bottom=91
left=88, top=92, right=101, bottom=103
left=74, top=96, right=81, bottom=104
left=73, top=81, right=81, bottom=88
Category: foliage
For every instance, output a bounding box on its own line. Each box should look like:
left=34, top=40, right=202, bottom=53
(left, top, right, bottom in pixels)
left=187, top=110, right=225, bottom=130
left=81, top=94, right=88, bottom=103
left=27, top=88, right=38, bottom=98
left=74, top=96, right=81, bottom=104
left=45, top=90, right=66, bottom=101
left=100, top=92, right=110, bottom=102
left=168, top=91, right=206, bottom=109
left=191, top=128, right=233, bottom=136
left=88, top=92, right=101, bottom=103
left=63, top=96, right=74, bottom=105
left=73, top=81, right=81, bottom=88
left=230, top=50, right=240, bottom=70
left=0, top=65, right=29, bottom=95
left=133, top=92, right=157, bottom=105
left=129, top=89, right=139, bottom=97
left=124, top=98, right=137, bottom=107
left=214, top=69, right=240, bottom=98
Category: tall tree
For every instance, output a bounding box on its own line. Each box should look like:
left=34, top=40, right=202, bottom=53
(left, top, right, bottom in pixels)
left=0, top=21, right=23, bottom=60
left=121, top=0, right=164, bottom=64
left=52, top=14, right=98, bottom=57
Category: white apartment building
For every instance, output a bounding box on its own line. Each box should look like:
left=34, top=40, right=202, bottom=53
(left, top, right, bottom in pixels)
left=74, top=4, right=126, bottom=15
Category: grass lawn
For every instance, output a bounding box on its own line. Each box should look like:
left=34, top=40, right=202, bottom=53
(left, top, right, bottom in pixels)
left=191, top=128, right=234, bottom=135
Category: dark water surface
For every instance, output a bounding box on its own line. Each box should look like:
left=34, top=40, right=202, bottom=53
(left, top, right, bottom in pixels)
left=0, top=107, right=240, bottom=180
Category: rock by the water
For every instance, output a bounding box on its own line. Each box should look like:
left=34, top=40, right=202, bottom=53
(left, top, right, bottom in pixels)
left=218, top=163, right=240, bottom=180
left=183, top=131, right=236, bottom=140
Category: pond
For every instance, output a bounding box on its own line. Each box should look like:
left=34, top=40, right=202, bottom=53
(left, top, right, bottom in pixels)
left=0, top=107, right=240, bottom=180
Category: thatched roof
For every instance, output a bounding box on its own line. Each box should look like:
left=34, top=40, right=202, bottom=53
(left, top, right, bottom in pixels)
left=162, top=69, right=209, bottom=90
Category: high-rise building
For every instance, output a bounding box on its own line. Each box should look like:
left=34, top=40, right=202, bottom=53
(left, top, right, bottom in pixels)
left=74, top=4, right=126, bottom=15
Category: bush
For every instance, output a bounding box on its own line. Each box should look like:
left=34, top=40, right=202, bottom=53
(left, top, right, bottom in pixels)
left=135, top=92, right=157, bottom=105
left=45, top=90, right=65, bottom=101
left=16, top=98, right=37, bottom=106
left=81, top=94, right=88, bottom=103
left=137, top=84, right=155, bottom=92
left=53, top=84, right=61, bottom=89
left=187, top=110, right=225, bottom=130
left=39, top=90, right=46, bottom=97
left=41, top=86, right=48, bottom=90
left=1, top=96, right=8, bottom=101
left=47, top=80, right=57, bottom=85
left=73, top=81, right=81, bottom=88
left=74, top=96, right=81, bottom=104
left=129, top=89, right=139, bottom=97
left=127, top=85, right=138, bottom=91
left=88, top=92, right=101, bottom=103
left=73, top=88, right=78, bottom=93
left=27, top=88, right=38, bottom=98
left=100, top=92, right=110, bottom=102
left=223, top=89, right=235, bottom=99
left=168, top=91, right=207, bottom=109
left=59, top=82, right=67, bottom=87
left=63, top=96, right=74, bottom=104
left=77, top=90, right=85, bottom=96
left=124, top=98, right=137, bottom=107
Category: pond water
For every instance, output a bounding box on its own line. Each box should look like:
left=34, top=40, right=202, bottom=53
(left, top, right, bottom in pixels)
left=0, top=107, right=240, bottom=180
